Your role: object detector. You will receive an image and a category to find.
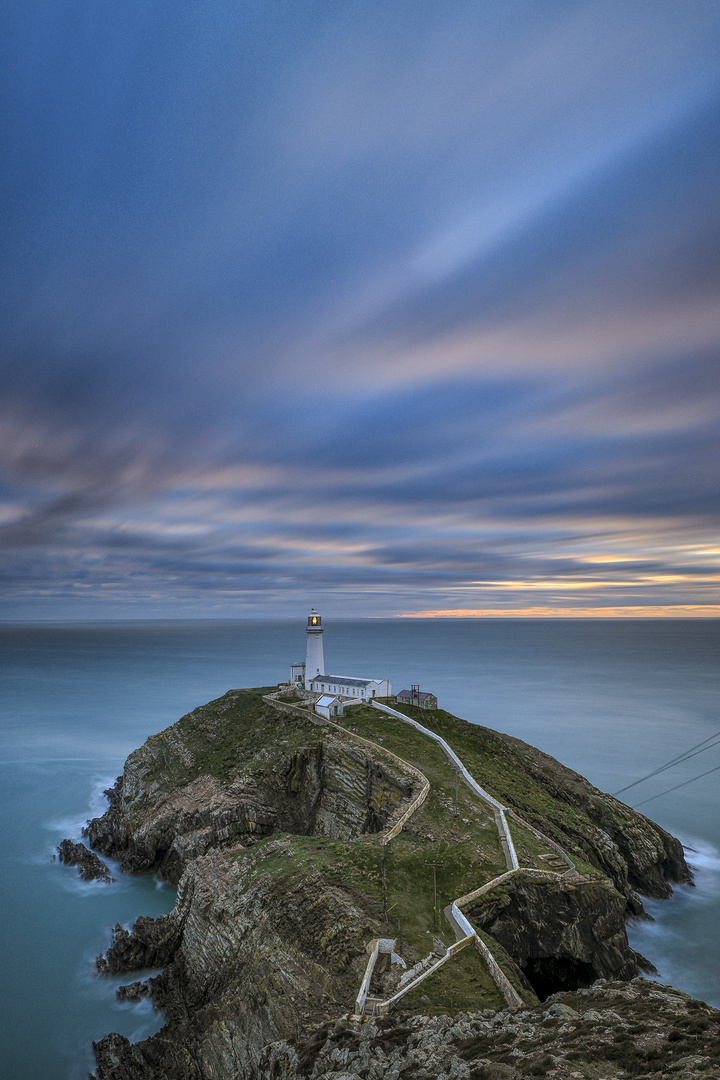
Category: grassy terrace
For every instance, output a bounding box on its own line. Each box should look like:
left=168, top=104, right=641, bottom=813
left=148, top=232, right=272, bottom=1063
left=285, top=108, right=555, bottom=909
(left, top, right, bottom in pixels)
left=331, top=702, right=584, bottom=871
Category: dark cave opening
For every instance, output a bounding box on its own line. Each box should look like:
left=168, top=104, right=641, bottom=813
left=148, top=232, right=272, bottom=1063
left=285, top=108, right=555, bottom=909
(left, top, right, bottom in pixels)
left=522, top=955, right=597, bottom=1001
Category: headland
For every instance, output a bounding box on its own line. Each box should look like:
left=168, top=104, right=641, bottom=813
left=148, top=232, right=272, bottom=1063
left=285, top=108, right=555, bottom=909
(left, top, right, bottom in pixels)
left=77, top=682, right=720, bottom=1080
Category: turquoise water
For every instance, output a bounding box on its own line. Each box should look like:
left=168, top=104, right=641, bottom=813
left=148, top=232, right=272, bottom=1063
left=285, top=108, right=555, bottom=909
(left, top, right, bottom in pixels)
left=1, top=619, right=718, bottom=1077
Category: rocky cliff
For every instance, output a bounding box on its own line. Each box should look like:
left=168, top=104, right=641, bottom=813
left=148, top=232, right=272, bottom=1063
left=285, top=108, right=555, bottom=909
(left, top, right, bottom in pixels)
left=86, top=688, right=697, bottom=1080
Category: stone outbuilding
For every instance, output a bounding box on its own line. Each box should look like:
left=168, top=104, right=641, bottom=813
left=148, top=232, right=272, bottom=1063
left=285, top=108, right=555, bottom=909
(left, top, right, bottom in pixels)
left=396, top=687, right=438, bottom=710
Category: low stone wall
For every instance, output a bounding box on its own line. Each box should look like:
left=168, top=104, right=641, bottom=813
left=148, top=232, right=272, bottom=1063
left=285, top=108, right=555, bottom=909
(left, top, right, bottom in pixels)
left=372, top=701, right=519, bottom=868
left=263, top=693, right=325, bottom=726
left=374, top=935, right=475, bottom=1016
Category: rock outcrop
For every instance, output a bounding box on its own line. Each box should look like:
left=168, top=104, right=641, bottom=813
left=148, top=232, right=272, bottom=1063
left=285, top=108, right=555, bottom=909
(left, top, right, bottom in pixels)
left=258, top=978, right=720, bottom=1080
left=466, top=872, right=647, bottom=1000
left=85, top=690, right=416, bottom=885
left=56, top=838, right=115, bottom=882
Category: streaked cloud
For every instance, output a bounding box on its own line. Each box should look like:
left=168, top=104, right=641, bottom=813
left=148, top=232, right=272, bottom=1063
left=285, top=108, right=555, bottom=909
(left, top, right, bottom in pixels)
left=1, top=2, right=719, bottom=619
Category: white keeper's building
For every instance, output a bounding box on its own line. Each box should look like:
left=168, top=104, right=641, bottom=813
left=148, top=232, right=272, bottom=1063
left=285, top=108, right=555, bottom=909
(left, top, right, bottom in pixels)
left=290, top=610, right=391, bottom=710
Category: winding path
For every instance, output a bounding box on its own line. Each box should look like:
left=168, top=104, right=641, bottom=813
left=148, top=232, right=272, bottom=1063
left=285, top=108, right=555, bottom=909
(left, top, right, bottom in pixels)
left=360, top=701, right=580, bottom=1016
left=265, top=691, right=582, bottom=1018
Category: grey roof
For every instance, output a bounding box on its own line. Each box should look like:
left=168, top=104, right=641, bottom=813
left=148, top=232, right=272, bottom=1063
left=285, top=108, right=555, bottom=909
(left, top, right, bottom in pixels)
left=397, top=689, right=433, bottom=700
left=310, top=674, right=380, bottom=688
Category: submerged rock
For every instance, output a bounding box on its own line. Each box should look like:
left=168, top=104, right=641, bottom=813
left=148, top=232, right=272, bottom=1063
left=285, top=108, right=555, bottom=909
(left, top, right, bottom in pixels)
left=116, top=981, right=150, bottom=1001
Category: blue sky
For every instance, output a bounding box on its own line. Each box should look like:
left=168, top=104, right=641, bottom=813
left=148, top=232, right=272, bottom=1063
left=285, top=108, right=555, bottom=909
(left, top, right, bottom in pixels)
left=2, top=1, right=719, bottom=619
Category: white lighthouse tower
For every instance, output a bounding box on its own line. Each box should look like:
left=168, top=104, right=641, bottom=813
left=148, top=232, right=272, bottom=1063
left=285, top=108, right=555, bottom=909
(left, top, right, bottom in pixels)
left=304, top=608, right=324, bottom=688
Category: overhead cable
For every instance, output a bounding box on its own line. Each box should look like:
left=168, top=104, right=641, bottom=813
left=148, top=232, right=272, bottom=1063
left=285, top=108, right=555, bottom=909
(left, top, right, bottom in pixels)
left=633, top=762, right=720, bottom=808
left=612, top=729, right=720, bottom=797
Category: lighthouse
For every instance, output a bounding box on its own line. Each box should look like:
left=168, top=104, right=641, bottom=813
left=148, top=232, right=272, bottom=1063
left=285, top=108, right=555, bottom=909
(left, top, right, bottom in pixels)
left=304, top=608, right=324, bottom=687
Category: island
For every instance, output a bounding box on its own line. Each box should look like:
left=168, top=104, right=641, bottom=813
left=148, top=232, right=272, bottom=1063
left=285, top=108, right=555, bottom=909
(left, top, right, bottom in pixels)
left=84, top=687, right=720, bottom=1080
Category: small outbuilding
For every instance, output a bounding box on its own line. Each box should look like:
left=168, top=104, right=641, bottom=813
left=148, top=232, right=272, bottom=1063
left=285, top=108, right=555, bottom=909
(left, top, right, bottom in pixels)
left=315, top=694, right=344, bottom=720
left=396, top=687, right=438, bottom=710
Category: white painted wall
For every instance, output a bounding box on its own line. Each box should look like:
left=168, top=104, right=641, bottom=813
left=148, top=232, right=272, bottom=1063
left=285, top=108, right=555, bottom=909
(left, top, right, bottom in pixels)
left=305, top=622, right=324, bottom=687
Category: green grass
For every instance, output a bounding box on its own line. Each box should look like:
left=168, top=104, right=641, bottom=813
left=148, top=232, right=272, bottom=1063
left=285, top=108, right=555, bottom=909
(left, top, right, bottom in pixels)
left=138, top=687, right=321, bottom=788
left=400, top=943, right=505, bottom=1015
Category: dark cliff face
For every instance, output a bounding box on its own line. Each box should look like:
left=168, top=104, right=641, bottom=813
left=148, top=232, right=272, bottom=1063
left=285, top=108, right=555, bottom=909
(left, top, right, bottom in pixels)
left=87, top=690, right=695, bottom=1080
left=466, top=873, right=643, bottom=1001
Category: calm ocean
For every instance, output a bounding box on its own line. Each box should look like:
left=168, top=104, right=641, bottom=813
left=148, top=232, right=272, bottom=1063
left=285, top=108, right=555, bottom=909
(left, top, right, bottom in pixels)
left=1, top=619, right=718, bottom=1078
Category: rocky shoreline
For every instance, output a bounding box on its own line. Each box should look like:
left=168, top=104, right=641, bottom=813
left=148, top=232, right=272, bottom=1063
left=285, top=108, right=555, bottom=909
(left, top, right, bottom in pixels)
left=81, top=687, right=711, bottom=1080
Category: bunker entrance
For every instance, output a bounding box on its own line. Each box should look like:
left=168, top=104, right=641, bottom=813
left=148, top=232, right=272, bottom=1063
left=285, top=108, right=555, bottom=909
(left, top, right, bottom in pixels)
left=522, top=955, right=596, bottom=1001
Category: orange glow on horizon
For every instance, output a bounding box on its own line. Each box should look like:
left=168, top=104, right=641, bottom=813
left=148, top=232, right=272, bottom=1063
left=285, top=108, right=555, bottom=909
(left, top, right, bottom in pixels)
left=400, top=605, right=720, bottom=618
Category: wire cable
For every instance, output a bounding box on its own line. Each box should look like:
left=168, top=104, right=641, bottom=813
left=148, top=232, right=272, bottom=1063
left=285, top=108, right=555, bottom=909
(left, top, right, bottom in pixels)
left=633, top=762, right=720, bottom=808
left=612, top=729, right=720, bottom=797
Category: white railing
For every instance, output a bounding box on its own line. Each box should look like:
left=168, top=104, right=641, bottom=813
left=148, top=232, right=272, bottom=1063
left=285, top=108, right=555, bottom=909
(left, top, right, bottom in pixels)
left=372, top=701, right=519, bottom=870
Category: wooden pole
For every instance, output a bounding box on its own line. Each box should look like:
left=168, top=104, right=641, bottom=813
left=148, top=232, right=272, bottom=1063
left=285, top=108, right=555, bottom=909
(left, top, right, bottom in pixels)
left=382, top=842, right=387, bottom=916
left=432, top=860, right=437, bottom=928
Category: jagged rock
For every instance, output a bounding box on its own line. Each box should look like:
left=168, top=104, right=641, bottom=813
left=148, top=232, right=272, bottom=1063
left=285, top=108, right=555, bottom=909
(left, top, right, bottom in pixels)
left=96, top=914, right=181, bottom=975
left=56, top=839, right=115, bottom=882
left=116, top=981, right=149, bottom=1001
left=258, top=982, right=720, bottom=1080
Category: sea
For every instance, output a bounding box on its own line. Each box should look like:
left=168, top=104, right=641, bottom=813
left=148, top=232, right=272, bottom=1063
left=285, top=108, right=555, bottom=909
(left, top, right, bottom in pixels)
left=1, top=618, right=718, bottom=1079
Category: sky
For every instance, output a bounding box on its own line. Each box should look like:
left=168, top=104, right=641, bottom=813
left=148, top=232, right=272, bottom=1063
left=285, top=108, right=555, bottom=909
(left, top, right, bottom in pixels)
left=2, top=0, right=720, bottom=621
